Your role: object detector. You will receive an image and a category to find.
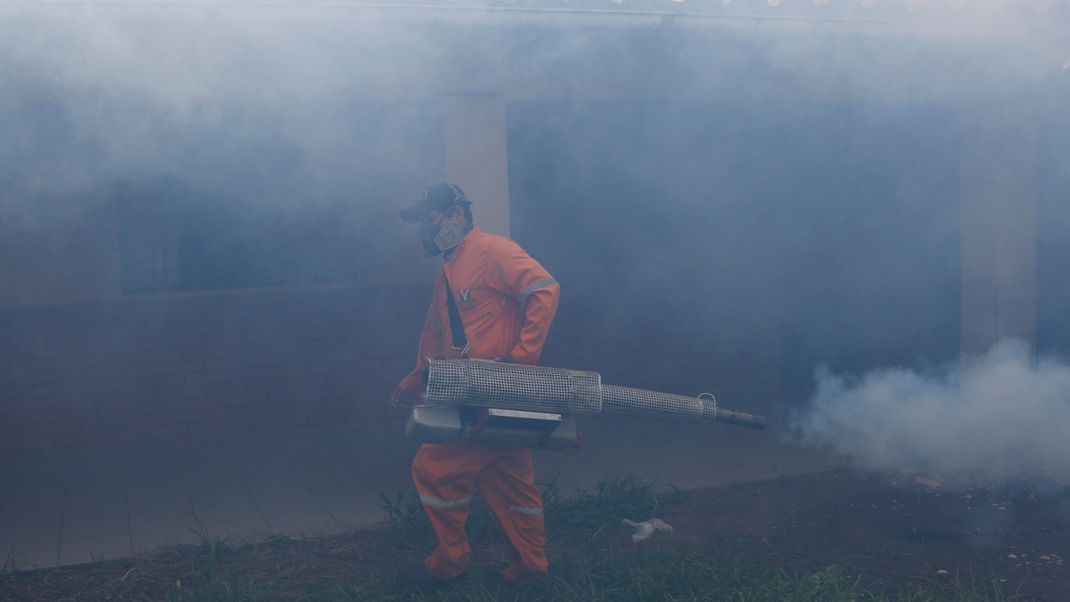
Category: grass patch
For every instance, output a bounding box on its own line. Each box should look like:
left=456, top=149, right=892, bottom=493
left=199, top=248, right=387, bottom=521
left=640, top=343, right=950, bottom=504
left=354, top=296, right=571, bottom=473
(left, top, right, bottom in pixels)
left=0, top=475, right=1029, bottom=601
left=544, top=475, right=661, bottom=533
left=153, top=551, right=1016, bottom=601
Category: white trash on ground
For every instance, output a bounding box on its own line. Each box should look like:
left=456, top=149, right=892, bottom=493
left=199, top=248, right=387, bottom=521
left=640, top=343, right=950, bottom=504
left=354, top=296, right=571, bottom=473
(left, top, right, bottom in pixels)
left=622, top=518, right=673, bottom=543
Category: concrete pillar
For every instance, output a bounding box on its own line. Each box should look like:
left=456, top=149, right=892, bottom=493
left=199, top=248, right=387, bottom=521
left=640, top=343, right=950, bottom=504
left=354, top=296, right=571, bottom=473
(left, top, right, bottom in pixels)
left=442, top=96, right=511, bottom=237
left=959, top=106, right=1037, bottom=356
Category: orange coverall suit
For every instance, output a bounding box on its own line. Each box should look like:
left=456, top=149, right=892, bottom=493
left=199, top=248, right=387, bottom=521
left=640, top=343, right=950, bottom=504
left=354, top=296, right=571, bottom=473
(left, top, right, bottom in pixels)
left=397, top=226, right=560, bottom=581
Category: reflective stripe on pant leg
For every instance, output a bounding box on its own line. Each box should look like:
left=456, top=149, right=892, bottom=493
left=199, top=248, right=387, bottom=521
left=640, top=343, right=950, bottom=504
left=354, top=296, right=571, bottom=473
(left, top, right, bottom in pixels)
left=476, top=449, right=548, bottom=578
left=421, top=494, right=474, bottom=509
left=412, top=444, right=485, bottom=580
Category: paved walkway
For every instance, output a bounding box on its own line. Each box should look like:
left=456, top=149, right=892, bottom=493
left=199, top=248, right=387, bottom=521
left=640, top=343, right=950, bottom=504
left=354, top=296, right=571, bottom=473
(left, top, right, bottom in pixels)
left=0, top=414, right=840, bottom=571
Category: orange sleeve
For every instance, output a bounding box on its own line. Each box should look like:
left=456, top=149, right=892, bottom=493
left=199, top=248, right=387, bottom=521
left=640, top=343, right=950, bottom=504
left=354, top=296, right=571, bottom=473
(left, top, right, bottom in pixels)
left=398, top=272, right=446, bottom=393
left=487, top=239, right=560, bottom=365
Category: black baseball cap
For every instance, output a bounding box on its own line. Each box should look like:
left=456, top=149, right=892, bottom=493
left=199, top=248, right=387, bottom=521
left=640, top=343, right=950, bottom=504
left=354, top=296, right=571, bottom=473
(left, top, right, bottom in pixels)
left=400, top=182, right=471, bottom=223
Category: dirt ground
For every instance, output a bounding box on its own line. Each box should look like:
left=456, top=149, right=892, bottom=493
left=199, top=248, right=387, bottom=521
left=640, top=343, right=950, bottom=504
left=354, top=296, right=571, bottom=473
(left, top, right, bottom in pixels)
left=660, top=469, right=1070, bottom=600
left=2, top=468, right=1069, bottom=600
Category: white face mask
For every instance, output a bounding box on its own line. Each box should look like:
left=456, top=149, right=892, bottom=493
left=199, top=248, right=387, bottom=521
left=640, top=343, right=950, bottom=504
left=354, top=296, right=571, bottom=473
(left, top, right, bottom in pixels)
left=433, top=221, right=466, bottom=254
left=420, top=219, right=467, bottom=257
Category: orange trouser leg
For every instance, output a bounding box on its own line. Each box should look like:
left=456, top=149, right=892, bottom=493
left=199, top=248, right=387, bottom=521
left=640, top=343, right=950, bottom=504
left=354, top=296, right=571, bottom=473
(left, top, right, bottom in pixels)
left=412, top=443, right=494, bottom=580
left=475, top=449, right=549, bottom=580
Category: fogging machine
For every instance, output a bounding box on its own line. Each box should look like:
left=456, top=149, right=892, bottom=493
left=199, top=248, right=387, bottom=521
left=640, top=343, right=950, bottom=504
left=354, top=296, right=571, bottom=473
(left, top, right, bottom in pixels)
left=406, top=359, right=766, bottom=450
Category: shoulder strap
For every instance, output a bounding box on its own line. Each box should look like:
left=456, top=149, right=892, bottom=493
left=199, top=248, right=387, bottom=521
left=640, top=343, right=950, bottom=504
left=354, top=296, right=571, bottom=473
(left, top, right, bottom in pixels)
left=441, top=274, right=469, bottom=350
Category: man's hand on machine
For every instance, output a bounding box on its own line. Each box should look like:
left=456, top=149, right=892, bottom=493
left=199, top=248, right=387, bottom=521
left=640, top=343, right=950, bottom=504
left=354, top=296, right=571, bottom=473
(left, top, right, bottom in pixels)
left=389, top=386, right=423, bottom=410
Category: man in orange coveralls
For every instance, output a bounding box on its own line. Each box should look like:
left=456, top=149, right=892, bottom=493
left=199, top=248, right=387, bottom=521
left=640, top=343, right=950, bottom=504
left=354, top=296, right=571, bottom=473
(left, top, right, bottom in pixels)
left=390, top=182, right=560, bottom=587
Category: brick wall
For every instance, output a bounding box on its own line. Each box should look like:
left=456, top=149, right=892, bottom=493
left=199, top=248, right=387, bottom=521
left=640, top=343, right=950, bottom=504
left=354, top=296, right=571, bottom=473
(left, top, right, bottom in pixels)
left=0, top=275, right=785, bottom=464
left=0, top=285, right=427, bottom=462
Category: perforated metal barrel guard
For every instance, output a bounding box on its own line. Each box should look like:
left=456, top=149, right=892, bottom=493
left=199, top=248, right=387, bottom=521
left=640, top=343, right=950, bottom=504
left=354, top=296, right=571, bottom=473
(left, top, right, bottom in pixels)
left=425, top=359, right=603, bottom=416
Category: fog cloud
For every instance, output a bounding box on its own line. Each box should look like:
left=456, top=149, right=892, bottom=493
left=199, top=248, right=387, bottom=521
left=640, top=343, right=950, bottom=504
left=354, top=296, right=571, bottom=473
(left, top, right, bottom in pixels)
left=792, top=340, right=1070, bottom=486
left=1, top=2, right=1067, bottom=379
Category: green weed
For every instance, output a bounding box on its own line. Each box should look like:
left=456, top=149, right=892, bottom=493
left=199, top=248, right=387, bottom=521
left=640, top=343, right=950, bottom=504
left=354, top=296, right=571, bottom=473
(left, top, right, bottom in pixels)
left=164, top=572, right=277, bottom=602
left=379, top=490, right=432, bottom=547
left=0, top=477, right=1027, bottom=602
left=543, top=474, right=659, bottom=533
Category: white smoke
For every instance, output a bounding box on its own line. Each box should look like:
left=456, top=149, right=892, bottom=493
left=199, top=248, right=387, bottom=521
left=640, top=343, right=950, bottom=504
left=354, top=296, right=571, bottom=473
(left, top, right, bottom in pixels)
left=792, top=339, right=1070, bottom=486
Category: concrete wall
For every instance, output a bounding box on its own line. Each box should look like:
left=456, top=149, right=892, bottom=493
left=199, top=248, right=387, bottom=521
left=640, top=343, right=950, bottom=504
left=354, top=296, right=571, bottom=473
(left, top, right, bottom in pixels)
left=444, top=96, right=512, bottom=237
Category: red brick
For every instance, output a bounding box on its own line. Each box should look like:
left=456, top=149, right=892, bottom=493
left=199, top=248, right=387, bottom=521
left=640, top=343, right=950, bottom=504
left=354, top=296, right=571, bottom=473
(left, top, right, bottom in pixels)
left=291, top=424, right=328, bottom=436
left=158, top=385, right=210, bottom=403
left=45, top=419, right=87, bottom=436
left=243, top=415, right=293, bottom=432
left=244, top=404, right=286, bottom=419
left=146, top=424, right=189, bottom=439
left=132, top=349, right=183, bottom=365
left=234, top=354, right=293, bottom=369
left=181, top=346, right=228, bottom=360
left=121, top=372, right=187, bottom=390
left=18, top=408, right=63, bottom=425
left=122, top=360, right=208, bottom=379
